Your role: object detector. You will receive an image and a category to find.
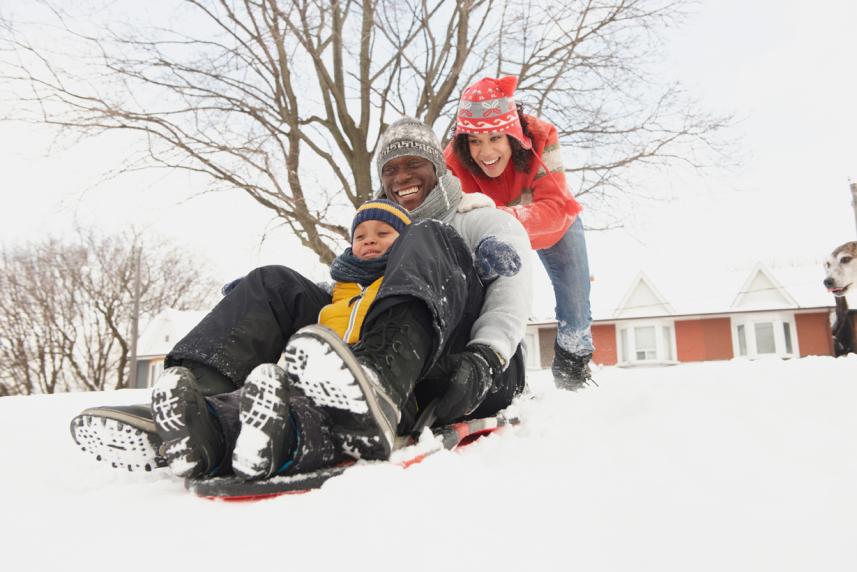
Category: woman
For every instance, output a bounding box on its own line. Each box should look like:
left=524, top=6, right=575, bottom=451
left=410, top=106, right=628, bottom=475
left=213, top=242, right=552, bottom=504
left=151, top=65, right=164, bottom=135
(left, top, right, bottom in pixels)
left=444, top=76, right=594, bottom=390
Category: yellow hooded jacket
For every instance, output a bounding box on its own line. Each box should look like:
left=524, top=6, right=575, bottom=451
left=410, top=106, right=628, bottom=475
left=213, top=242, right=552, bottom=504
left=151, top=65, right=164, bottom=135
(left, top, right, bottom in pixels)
left=317, top=277, right=384, bottom=344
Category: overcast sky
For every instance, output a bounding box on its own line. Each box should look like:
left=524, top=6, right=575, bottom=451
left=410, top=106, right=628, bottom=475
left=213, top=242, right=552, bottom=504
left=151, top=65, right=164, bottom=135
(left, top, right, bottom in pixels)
left=1, top=0, right=855, bottom=295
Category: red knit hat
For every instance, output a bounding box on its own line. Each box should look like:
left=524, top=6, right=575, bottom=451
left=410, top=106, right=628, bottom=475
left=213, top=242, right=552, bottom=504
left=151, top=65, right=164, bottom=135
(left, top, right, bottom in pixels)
left=454, top=76, right=532, bottom=149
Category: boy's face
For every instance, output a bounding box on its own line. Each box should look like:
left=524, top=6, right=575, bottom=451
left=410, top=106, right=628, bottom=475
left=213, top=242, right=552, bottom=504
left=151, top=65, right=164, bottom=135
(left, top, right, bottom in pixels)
left=352, top=220, right=400, bottom=260
left=380, top=155, right=437, bottom=211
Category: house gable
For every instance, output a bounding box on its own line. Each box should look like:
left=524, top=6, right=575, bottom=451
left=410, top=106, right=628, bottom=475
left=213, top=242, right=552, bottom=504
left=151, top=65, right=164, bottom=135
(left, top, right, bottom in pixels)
left=614, top=272, right=674, bottom=318
left=731, top=264, right=797, bottom=311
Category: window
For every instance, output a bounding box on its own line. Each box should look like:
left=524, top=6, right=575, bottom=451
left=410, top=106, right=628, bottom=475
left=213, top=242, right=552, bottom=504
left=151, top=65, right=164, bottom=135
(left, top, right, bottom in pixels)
left=755, top=322, right=776, bottom=354
left=662, top=327, right=674, bottom=361
left=783, top=322, right=793, bottom=354
left=737, top=324, right=747, bottom=356
left=635, top=326, right=657, bottom=361
left=616, top=320, right=676, bottom=366
left=619, top=328, right=629, bottom=363
left=148, top=360, right=164, bottom=387
left=523, top=332, right=540, bottom=370
left=732, top=314, right=797, bottom=359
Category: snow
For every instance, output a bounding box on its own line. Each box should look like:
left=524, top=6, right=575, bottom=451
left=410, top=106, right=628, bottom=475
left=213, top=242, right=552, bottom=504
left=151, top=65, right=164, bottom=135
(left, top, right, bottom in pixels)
left=3, top=357, right=857, bottom=571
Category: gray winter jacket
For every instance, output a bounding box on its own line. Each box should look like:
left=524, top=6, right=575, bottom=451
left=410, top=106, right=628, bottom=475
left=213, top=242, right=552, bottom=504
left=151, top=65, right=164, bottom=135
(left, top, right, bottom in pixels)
left=380, top=172, right=532, bottom=364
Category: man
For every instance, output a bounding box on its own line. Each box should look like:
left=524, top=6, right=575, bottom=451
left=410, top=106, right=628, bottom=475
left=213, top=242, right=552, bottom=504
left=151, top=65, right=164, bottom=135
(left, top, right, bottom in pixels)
left=71, top=117, right=533, bottom=479
left=375, top=117, right=531, bottom=373
left=273, top=117, right=533, bottom=470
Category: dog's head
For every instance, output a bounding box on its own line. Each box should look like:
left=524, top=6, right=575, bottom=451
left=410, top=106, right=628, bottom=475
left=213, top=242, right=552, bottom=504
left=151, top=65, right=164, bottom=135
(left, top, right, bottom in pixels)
left=824, top=241, right=857, bottom=297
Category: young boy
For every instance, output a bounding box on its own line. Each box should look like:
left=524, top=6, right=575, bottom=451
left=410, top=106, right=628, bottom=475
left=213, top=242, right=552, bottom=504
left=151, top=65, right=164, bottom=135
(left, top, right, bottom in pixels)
left=71, top=200, right=412, bottom=476
left=154, top=198, right=415, bottom=480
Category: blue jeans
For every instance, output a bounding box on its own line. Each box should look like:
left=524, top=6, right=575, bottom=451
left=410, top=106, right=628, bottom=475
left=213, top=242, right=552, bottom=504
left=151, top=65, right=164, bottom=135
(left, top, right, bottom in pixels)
left=537, top=216, right=594, bottom=357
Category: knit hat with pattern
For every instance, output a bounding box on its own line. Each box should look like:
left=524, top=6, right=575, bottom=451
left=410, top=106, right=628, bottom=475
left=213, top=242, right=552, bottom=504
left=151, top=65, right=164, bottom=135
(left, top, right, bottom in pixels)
left=375, top=117, right=447, bottom=178
left=351, top=198, right=413, bottom=237
left=454, top=76, right=532, bottom=149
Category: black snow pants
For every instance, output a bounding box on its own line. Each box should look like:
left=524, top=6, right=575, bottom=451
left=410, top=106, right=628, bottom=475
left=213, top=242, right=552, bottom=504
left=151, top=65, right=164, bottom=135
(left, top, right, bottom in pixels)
left=166, top=220, right=525, bottom=470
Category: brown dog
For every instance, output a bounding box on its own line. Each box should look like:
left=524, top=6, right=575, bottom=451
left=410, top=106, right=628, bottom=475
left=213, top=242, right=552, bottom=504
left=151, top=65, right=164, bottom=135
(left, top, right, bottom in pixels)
left=824, top=241, right=857, bottom=355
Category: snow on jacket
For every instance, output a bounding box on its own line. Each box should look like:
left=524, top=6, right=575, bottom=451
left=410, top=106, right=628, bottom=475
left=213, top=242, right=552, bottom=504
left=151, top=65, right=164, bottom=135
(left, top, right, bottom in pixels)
left=443, top=114, right=582, bottom=250
left=317, top=277, right=384, bottom=344
left=380, top=172, right=532, bottom=364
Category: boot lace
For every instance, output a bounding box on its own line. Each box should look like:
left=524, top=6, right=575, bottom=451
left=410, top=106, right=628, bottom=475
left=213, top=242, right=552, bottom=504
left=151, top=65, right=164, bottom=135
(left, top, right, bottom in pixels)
left=554, top=348, right=598, bottom=390
left=354, top=321, right=411, bottom=371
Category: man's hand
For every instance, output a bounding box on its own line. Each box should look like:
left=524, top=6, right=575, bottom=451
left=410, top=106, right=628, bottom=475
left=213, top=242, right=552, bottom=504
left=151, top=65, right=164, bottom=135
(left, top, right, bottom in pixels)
left=432, top=344, right=504, bottom=424
left=475, top=236, right=522, bottom=282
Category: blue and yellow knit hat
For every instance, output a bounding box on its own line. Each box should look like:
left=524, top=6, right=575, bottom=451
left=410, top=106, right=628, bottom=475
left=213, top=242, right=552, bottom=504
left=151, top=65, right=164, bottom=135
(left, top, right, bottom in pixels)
left=351, top=198, right=413, bottom=237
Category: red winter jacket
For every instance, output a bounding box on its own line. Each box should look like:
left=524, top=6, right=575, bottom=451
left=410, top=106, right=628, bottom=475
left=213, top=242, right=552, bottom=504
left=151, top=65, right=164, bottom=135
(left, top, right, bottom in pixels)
left=443, top=114, right=581, bottom=250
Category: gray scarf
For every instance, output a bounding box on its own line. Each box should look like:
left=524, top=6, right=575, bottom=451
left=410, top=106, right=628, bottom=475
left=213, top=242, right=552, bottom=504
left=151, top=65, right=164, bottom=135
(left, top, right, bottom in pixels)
left=405, top=172, right=463, bottom=223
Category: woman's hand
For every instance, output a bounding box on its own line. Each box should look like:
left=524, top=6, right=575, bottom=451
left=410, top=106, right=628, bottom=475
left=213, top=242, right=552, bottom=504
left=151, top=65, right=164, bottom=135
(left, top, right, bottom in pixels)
left=457, top=192, right=495, bottom=213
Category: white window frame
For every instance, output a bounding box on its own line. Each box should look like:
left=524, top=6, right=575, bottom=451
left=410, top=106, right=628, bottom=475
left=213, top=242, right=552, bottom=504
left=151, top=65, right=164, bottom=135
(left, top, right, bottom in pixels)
left=523, top=331, right=540, bottom=370
left=731, top=312, right=798, bottom=360
left=616, top=319, right=677, bottom=366
left=148, top=360, right=165, bottom=388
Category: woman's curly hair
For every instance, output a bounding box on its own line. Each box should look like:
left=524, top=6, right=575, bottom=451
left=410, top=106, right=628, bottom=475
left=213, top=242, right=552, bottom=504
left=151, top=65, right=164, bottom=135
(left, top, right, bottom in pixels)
left=452, top=103, right=534, bottom=177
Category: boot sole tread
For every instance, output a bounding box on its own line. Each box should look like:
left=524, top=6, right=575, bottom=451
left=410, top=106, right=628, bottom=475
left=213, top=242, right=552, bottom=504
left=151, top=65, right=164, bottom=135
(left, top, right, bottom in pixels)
left=70, top=415, right=163, bottom=472
left=233, top=364, right=290, bottom=479
left=285, top=325, right=394, bottom=459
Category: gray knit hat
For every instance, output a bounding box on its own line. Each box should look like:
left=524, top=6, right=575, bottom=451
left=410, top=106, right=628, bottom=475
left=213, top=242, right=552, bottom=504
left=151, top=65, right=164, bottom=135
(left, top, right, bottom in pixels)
left=375, top=117, right=447, bottom=179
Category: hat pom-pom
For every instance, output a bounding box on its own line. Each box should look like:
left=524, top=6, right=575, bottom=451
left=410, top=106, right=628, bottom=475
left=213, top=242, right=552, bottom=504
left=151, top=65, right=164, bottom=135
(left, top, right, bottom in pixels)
left=497, top=76, right=519, bottom=97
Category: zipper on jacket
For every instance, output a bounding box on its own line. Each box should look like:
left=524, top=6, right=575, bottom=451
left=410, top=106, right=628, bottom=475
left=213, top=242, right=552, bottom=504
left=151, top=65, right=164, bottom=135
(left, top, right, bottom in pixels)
left=343, top=285, right=367, bottom=343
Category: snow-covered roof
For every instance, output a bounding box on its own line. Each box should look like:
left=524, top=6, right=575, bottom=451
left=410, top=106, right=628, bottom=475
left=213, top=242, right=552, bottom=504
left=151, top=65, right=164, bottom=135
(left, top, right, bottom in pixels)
left=137, top=308, right=209, bottom=358
left=530, top=256, right=833, bottom=322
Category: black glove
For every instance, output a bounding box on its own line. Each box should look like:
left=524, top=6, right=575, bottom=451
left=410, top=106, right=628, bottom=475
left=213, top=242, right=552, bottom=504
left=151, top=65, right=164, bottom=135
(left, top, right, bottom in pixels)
left=474, top=236, right=522, bottom=282
left=433, top=344, right=504, bottom=424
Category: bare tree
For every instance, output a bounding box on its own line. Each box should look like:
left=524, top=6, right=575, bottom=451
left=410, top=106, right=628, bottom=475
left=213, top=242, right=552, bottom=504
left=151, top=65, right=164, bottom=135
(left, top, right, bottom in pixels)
left=489, top=1, right=731, bottom=227
left=0, top=0, right=729, bottom=260
left=0, top=229, right=217, bottom=395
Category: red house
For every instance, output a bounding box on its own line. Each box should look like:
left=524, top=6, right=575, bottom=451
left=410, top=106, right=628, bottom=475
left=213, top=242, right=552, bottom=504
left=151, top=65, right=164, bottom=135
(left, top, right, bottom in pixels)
left=525, top=262, right=835, bottom=369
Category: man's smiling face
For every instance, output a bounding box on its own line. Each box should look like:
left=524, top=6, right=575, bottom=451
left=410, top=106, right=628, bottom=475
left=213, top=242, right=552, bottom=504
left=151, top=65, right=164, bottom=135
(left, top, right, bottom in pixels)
left=380, top=155, right=437, bottom=211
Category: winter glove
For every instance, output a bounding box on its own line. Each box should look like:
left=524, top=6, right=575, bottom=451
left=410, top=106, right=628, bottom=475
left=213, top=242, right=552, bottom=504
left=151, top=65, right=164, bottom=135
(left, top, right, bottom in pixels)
left=432, top=344, right=504, bottom=424
left=457, top=192, right=495, bottom=213
left=474, top=236, right=522, bottom=282
left=221, top=277, right=243, bottom=296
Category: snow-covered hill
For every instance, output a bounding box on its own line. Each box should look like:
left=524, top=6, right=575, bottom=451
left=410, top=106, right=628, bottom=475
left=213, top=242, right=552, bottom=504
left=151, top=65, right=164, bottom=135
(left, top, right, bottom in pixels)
left=2, top=357, right=856, bottom=571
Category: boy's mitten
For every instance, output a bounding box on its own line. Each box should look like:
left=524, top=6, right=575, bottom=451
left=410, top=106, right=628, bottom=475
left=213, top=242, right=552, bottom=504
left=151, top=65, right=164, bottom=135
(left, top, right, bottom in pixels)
left=475, top=236, right=522, bottom=282
left=221, top=277, right=243, bottom=296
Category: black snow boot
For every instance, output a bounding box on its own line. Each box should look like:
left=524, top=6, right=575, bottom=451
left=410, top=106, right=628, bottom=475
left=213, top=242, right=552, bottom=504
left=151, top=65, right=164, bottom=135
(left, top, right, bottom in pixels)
left=151, top=366, right=227, bottom=478
left=231, top=363, right=296, bottom=480
left=70, top=404, right=165, bottom=472
left=284, top=302, right=433, bottom=460
left=177, top=360, right=236, bottom=396
left=552, top=343, right=595, bottom=391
